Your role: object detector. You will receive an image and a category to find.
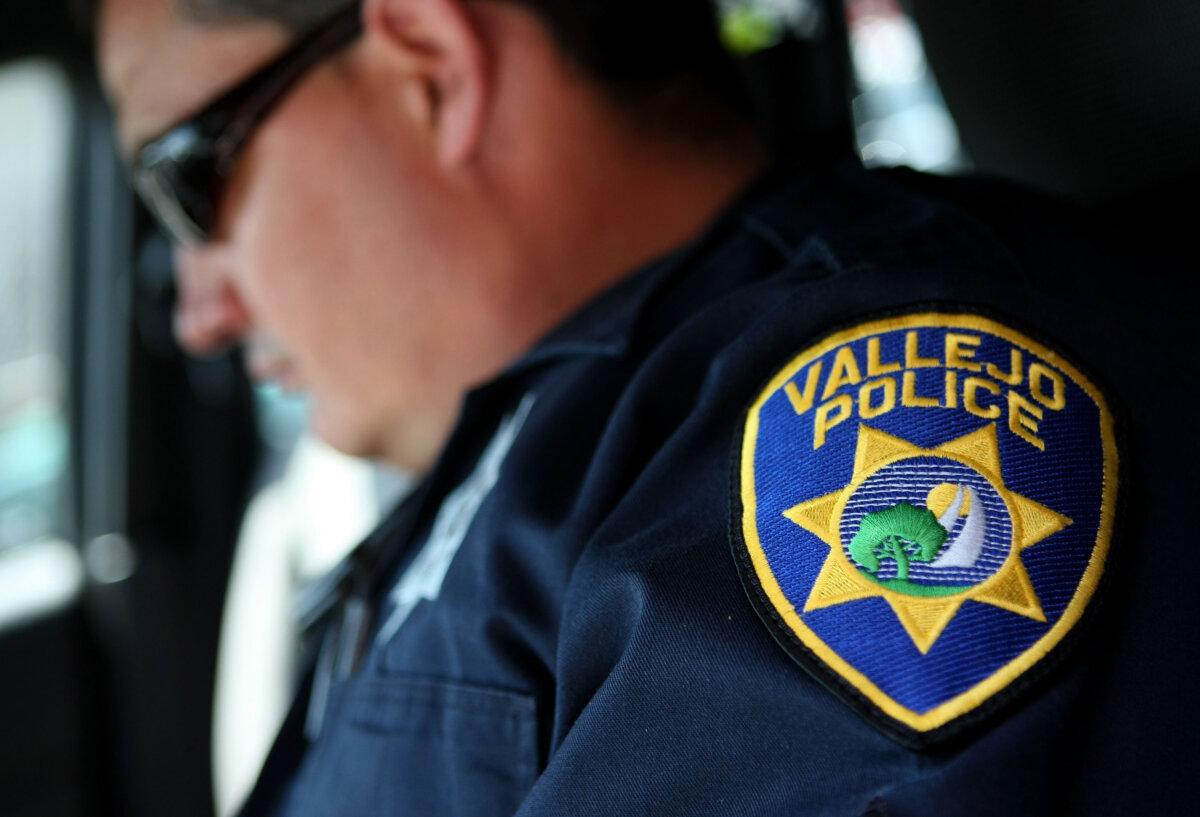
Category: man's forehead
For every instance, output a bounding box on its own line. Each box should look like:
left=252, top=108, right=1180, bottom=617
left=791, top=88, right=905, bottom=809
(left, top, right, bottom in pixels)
left=98, top=0, right=290, bottom=155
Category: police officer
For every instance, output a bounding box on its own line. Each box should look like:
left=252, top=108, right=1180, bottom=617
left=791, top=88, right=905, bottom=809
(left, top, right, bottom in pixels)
left=96, top=0, right=1198, bottom=814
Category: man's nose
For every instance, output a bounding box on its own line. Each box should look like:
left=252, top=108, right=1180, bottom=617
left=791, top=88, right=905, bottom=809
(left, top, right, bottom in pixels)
left=172, top=245, right=253, bottom=356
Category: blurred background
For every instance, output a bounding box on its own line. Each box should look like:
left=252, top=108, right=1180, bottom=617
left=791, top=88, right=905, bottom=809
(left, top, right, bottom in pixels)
left=0, top=0, right=1196, bottom=815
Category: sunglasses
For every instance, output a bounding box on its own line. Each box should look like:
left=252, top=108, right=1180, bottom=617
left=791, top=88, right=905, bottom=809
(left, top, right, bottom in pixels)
left=131, top=5, right=363, bottom=246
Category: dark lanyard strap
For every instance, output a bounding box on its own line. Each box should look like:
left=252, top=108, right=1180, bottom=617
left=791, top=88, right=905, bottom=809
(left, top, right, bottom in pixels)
left=234, top=659, right=318, bottom=817
left=236, top=475, right=435, bottom=817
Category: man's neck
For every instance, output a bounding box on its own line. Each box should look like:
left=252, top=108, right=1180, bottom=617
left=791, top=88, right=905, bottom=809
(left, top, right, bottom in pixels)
left=502, top=125, right=770, bottom=358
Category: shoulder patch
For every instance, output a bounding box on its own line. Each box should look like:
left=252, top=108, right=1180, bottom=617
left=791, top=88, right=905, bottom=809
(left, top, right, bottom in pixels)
left=731, top=311, right=1118, bottom=747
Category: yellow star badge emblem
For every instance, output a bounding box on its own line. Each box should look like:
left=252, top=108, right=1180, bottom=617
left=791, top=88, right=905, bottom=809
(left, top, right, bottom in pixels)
left=784, top=424, right=1072, bottom=654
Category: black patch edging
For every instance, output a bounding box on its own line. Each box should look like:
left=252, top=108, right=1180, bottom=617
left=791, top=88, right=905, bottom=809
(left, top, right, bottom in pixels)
left=726, top=301, right=1131, bottom=750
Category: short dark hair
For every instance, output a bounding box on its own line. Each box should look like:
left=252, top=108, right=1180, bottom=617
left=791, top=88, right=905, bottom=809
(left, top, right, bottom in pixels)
left=176, top=0, right=754, bottom=141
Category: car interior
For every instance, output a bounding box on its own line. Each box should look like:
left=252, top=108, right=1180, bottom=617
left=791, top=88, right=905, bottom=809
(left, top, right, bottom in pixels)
left=0, top=1, right=1195, bottom=815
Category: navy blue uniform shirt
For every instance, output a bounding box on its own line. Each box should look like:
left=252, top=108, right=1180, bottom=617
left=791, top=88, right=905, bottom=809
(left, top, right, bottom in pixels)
left=246, top=161, right=1198, bottom=816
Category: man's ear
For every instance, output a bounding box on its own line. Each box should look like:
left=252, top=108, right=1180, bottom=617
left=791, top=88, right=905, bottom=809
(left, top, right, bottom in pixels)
left=363, top=0, right=490, bottom=166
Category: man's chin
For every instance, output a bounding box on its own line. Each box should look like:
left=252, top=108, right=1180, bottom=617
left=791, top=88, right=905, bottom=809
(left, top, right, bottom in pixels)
left=309, top=404, right=386, bottom=463
left=309, top=397, right=456, bottom=474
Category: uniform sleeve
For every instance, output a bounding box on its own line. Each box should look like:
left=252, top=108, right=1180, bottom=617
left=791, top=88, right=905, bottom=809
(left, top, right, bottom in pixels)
left=509, top=292, right=1146, bottom=816
left=513, top=173, right=1194, bottom=815
left=511, top=516, right=898, bottom=816
left=507, top=485, right=1131, bottom=817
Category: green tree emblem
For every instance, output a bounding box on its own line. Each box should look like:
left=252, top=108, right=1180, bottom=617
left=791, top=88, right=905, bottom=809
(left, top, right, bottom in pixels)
left=849, top=503, right=948, bottom=581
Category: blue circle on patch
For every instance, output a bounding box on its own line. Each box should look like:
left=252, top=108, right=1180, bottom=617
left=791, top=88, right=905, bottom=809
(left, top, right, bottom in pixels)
left=839, top=456, right=1013, bottom=592
left=735, top=312, right=1118, bottom=741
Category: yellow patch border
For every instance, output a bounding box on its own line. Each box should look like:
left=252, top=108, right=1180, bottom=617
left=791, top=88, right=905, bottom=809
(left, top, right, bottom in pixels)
left=739, top=312, right=1118, bottom=733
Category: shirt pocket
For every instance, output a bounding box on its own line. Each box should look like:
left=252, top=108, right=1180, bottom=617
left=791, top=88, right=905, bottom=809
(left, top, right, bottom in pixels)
left=282, top=674, right=539, bottom=817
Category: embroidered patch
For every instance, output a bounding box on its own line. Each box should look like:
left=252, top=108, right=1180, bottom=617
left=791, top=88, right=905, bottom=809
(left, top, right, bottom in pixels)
left=732, top=312, right=1118, bottom=746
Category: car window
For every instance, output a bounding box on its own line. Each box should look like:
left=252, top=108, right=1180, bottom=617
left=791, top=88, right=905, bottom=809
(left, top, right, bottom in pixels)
left=847, top=0, right=966, bottom=172
left=0, top=58, right=80, bottom=631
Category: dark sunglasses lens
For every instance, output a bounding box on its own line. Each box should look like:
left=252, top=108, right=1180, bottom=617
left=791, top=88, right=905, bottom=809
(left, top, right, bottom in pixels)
left=134, top=133, right=220, bottom=245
